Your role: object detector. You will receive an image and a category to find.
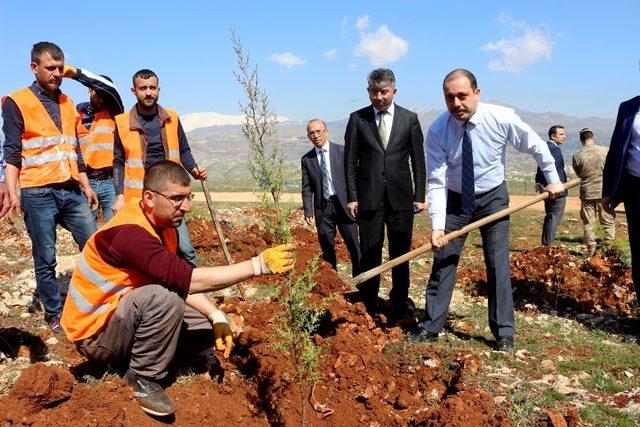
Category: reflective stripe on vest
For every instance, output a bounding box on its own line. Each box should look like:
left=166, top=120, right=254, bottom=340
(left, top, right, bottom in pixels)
left=114, top=109, right=182, bottom=202
left=77, top=110, right=115, bottom=170
left=61, top=198, right=178, bottom=341
left=5, top=87, right=80, bottom=188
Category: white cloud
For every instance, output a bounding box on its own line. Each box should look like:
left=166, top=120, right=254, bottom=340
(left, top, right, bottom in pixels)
left=324, top=48, right=338, bottom=61
left=267, top=52, right=306, bottom=69
left=482, top=14, right=554, bottom=74
left=355, top=25, right=408, bottom=66
left=356, top=14, right=370, bottom=30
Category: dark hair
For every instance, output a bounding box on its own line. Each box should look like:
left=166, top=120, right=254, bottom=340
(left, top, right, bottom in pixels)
left=132, top=69, right=158, bottom=86
left=31, top=41, right=64, bottom=63
left=443, top=69, right=478, bottom=90
left=143, top=160, right=191, bottom=192
left=367, top=68, right=396, bottom=87
left=548, top=125, right=564, bottom=139
left=579, top=129, right=594, bottom=142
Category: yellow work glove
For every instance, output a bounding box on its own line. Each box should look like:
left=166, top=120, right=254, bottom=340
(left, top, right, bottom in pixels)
left=62, top=65, right=77, bottom=78
left=251, top=244, right=295, bottom=275
left=208, top=309, right=233, bottom=358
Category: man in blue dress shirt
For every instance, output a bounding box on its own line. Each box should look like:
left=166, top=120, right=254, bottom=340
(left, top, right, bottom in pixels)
left=410, top=69, right=565, bottom=350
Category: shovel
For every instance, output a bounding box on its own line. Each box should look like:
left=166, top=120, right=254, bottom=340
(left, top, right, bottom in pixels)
left=196, top=166, right=247, bottom=300
left=348, top=178, right=581, bottom=287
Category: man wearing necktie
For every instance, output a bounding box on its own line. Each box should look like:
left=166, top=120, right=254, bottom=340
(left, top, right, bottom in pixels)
left=345, top=68, right=426, bottom=321
left=301, top=119, right=361, bottom=276
left=535, top=125, right=568, bottom=246
left=410, top=69, right=565, bottom=350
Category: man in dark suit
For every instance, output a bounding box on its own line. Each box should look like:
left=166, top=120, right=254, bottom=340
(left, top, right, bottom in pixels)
left=602, top=96, right=640, bottom=340
left=535, top=125, right=568, bottom=246
left=301, top=119, right=360, bottom=276
left=344, top=68, right=426, bottom=320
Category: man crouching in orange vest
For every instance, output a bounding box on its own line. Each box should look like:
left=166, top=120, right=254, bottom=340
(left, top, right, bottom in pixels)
left=61, top=160, right=295, bottom=417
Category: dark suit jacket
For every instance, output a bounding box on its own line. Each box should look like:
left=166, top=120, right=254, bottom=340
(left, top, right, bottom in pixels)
left=535, top=140, right=568, bottom=197
left=344, top=104, right=426, bottom=211
left=603, top=96, right=640, bottom=206
left=301, top=142, right=353, bottom=220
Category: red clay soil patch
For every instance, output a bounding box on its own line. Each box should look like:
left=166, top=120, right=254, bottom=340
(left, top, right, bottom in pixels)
left=459, top=246, right=636, bottom=318
left=1, top=221, right=510, bottom=425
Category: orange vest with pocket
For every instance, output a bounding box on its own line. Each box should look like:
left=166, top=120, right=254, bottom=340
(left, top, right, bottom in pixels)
left=114, top=110, right=181, bottom=201
left=61, top=198, right=178, bottom=341
left=77, top=110, right=116, bottom=170
left=5, top=87, right=79, bottom=188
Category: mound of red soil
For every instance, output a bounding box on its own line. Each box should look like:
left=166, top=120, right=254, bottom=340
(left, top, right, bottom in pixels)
left=0, top=219, right=510, bottom=425
left=459, top=246, right=636, bottom=317
left=6, top=363, right=74, bottom=416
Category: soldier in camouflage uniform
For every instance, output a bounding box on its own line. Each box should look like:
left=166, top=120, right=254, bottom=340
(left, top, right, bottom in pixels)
left=572, top=128, right=615, bottom=256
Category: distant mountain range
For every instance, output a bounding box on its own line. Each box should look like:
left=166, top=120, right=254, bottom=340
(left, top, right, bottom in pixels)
left=180, top=112, right=291, bottom=133
left=183, top=103, right=616, bottom=189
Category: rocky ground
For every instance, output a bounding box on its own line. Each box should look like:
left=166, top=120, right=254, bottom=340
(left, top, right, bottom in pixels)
left=0, top=202, right=638, bottom=426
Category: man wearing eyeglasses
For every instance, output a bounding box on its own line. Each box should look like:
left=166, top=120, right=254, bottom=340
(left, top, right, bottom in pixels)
left=62, top=160, right=295, bottom=417
left=301, top=119, right=360, bottom=276
left=112, top=69, right=205, bottom=267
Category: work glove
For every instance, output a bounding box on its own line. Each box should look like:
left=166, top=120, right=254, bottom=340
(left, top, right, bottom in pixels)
left=251, top=243, right=295, bottom=275
left=208, top=309, right=233, bottom=358
left=62, top=65, right=77, bottom=78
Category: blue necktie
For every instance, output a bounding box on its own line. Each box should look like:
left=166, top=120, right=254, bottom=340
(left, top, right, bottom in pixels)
left=461, top=123, right=475, bottom=214
left=320, top=149, right=332, bottom=200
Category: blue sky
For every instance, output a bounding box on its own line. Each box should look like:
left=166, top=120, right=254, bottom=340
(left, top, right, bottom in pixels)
left=1, top=1, right=638, bottom=121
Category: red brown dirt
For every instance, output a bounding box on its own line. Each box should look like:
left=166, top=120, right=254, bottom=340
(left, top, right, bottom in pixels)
left=458, top=246, right=636, bottom=318
left=0, top=219, right=511, bottom=426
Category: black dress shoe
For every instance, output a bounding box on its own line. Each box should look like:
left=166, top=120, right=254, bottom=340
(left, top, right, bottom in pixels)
left=408, top=328, right=439, bottom=343
left=494, top=337, right=514, bottom=351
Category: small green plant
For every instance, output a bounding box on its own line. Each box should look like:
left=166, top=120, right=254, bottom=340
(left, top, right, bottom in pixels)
left=231, top=30, right=285, bottom=206
left=82, top=372, right=108, bottom=387
left=259, top=194, right=292, bottom=244
left=272, top=256, right=326, bottom=427
left=231, top=30, right=291, bottom=244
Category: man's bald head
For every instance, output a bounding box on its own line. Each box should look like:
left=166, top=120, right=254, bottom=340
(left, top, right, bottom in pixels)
left=443, top=68, right=478, bottom=90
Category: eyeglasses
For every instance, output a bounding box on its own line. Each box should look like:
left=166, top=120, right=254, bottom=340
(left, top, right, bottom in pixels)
left=149, top=190, right=195, bottom=207
left=307, top=129, right=326, bottom=137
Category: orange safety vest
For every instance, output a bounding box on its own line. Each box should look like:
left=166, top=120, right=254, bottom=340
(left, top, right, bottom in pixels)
left=77, top=110, right=116, bottom=170
left=114, top=110, right=181, bottom=202
left=5, top=87, right=80, bottom=188
left=61, top=198, right=178, bottom=341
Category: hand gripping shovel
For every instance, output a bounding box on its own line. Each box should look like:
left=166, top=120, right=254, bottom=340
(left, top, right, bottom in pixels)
left=348, top=178, right=581, bottom=288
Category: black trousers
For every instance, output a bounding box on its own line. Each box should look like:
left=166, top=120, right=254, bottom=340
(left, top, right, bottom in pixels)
left=357, top=192, right=414, bottom=309
left=542, top=196, right=566, bottom=246
left=621, top=173, right=640, bottom=336
left=420, top=182, right=515, bottom=339
left=315, top=196, right=361, bottom=276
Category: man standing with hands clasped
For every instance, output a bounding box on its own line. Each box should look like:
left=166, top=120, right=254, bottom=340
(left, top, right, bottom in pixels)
left=410, top=69, right=564, bottom=350
left=301, top=119, right=360, bottom=276
left=344, top=68, right=426, bottom=322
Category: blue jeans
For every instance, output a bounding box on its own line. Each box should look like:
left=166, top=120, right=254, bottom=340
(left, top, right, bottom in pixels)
left=177, top=221, right=197, bottom=267
left=89, top=177, right=116, bottom=223
left=20, top=185, right=98, bottom=322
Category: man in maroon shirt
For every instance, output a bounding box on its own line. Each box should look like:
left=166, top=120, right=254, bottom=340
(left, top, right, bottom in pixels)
left=61, top=160, right=294, bottom=417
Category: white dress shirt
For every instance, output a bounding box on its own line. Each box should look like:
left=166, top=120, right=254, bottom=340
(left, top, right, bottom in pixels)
left=373, top=102, right=395, bottom=143
left=316, top=143, right=336, bottom=197
left=425, top=102, right=559, bottom=230
left=624, top=112, right=640, bottom=177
